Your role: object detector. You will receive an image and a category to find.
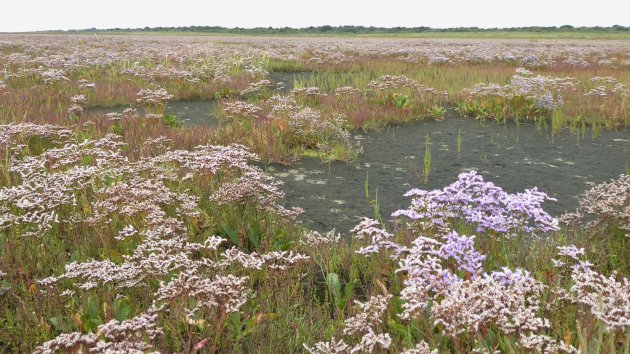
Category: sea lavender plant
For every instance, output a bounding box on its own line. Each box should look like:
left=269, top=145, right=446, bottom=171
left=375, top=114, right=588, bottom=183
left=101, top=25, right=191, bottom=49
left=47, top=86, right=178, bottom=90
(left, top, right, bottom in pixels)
left=33, top=312, right=163, bottom=354
left=560, top=174, right=629, bottom=237
left=304, top=294, right=393, bottom=354
left=392, top=170, right=559, bottom=236
left=29, top=132, right=310, bottom=352
left=67, top=94, right=87, bottom=116
left=554, top=247, right=630, bottom=332
left=136, top=88, right=174, bottom=117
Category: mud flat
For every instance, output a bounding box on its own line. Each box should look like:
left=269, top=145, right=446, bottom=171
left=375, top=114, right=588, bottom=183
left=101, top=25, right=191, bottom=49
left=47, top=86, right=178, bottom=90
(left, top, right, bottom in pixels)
left=266, top=113, right=630, bottom=232
left=90, top=99, right=629, bottom=233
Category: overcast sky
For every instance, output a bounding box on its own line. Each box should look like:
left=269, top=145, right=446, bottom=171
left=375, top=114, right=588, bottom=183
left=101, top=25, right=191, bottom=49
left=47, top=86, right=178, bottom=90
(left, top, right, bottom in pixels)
left=2, top=0, right=629, bottom=32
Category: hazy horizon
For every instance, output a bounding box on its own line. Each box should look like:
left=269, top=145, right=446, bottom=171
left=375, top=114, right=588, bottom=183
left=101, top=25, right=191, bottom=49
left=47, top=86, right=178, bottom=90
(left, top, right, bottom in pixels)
left=2, top=0, right=629, bottom=33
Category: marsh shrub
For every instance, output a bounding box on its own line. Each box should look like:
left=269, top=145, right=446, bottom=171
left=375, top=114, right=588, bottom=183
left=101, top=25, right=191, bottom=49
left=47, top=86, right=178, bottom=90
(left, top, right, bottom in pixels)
left=561, top=174, right=630, bottom=237
left=219, top=96, right=360, bottom=160
left=460, top=71, right=578, bottom=121
left=367, top=75, right=447, bottom=118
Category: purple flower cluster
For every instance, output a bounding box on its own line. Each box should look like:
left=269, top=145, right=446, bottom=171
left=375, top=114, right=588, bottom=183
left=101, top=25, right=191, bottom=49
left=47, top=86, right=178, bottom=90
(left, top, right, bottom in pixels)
left=440, top=231, right=486, bottom=275
left=487, top=267, right=537, bottom=288
left=392, top=170, right=559, bottom=235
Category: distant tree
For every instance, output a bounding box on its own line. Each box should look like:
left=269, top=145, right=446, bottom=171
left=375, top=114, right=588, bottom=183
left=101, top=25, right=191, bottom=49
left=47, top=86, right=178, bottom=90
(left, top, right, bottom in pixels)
left=71, top=25, right=630, bottom=36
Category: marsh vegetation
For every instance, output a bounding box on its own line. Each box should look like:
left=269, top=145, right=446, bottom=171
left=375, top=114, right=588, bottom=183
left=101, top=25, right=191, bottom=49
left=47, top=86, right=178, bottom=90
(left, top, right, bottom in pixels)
left=0, top=35, right=628, bottom=353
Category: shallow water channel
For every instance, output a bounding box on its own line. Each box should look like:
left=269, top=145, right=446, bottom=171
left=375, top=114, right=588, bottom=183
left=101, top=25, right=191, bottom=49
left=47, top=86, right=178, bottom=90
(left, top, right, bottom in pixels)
left=88, top=72, right=312, bottom=126
left=265, top=115, right=629, bottom=232
left=91, top=97, right=630, bottom=233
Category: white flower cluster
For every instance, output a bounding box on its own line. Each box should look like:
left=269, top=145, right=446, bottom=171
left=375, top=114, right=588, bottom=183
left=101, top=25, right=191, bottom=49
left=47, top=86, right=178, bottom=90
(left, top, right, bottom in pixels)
left=462, top=73, right=577, bottom=111
left=0, top=123, right=72, bottom=147
left=240, top=79, right=272, bottom=96
left=350, top=217, right=400, bottom=256
left=301, top=229, right=341, bottom=247
left=136, top=88, right=174, bottom=116
left=34, top=312, right=162, bottom=353
left=0, top=124, right=311, bottom=351
left=367, top=75, right=444, bottom=97
left=40, top=69, right=69, bottom=84
left=68, top=94, right=88, bottom=115
left=334, top=86, right=361, bottom=96
left=304, top=295, right=393, bottom=354
left=76, top=79, right=95, bottom=89
left=222, top=100, right=262, bottom=120
left=291, top=86, right=326, bottom=97
left=0, top=134, right=126, bottom=237
left=554, top=247, right=629, bottom=332
left=561, top=174, right=629, bottom=237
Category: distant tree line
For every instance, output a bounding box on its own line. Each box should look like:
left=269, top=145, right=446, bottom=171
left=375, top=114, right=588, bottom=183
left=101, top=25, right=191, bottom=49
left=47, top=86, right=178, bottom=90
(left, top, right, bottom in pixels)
left=66, top=25, right=630, bottom=34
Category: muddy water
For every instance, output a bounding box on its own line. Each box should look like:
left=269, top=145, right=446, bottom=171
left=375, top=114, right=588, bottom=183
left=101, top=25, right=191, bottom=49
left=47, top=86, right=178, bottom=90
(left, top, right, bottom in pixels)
left=89, top=90, right=629, bottom=234
left=265, top=114, right=630, bottom=233
left=268, top=71, right=313, bottom=91
left=88, top=99, right=220, bottom=126
left=87, top=72, right=310, bottom=125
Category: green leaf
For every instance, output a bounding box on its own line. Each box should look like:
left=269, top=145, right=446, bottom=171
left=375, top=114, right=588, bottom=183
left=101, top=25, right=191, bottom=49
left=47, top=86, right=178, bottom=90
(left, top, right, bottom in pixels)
left=87, top=298, right=100, bottom=320
left=221, top=223, right=239, bottom=247
left=272, top=231, right=292, bottom=251
left=496, top=333, right=518, bottom=354
left=81, top=297, right=103, bottom=333
left=229, top=311, right=242, bottom=337
left=326, top=273, right=342, bottom=307
left=248, top=225, right=260, bottom=249
left=113, top=298, right=131, bottom=322
left=388, top=319, right=412, bottom=338
left=243, top=314, right=262, bottom=337
left=81, top=314, right=100, bottom=333
left=364, top=171, right=369, bottom=199
left=49, top=316, right=72, bottom=332
left=339, top=278, right=355, bottom=310
left=409, top=321, right=421, bottom=340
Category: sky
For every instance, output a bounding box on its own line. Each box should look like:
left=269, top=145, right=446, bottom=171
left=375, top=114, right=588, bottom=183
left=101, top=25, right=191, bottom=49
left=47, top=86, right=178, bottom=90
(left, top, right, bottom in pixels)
left=2, top=0, right=629, bottom=32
